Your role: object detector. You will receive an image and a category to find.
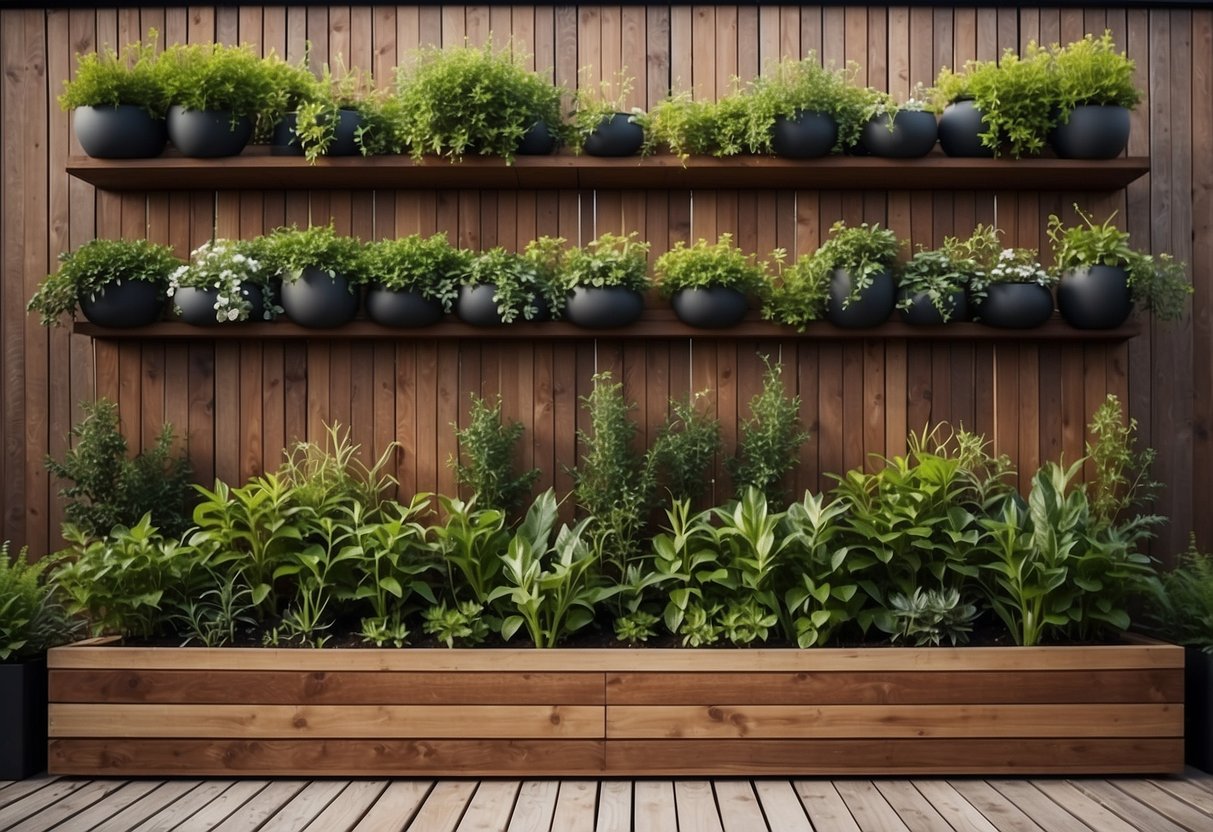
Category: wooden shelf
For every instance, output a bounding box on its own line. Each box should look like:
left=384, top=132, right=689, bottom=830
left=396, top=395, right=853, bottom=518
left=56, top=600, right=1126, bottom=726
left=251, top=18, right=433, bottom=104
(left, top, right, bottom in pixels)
left=74, top=312, right=1140, bottom=341
left=66, top=151, right=1151, bottom=192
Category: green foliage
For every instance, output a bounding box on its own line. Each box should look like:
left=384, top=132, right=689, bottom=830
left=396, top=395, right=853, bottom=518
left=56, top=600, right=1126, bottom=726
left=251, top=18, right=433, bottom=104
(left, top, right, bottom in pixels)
left=642, top=92, right=751, bottom=159
left=293, top=63, right=372, bottom=161
left=746, top=54, right=870, bottom=153
left=395, top=42, right=565, bottom=163
left=45, top=398, right=193, bottom=541
left=728, top=360, right=809, bottom=507
left=966, top=44, right=1058, bottom=158
left=614, top=609, right=660, bottom=644
left=158, top=41, right=279, bottom=121
left=1127, top=253, right=1192, bottom=322
left=173, top=574, right=258, bottom=648
left=1150, top=537, right=1213, bottom=653
left=451, top=393, right=540, bottom=513
left=561, top=232, right=651, bottom=292
left=276, top=422, right=399, bottom=519
left=0, top=544, right=80, bottom=661
left=168, top=239, right=279, bottom=323
left=460, top=247, right=552, bottom=323
left=363, top=233, right=467, bottom=308
left=569, top=72, right=640, bottom=150
left=59, top=34, right=168, bottom=115
left=432, top=494, right=510, bottom=606
left=423, top=600, right=491, bottom=647
left=762, top=248, right=830, bottom=330
left=256, top=225, right=367, bottom=284
left=983, top=247, right=1053, bottom=288
left=1085, top=394, right=1161, bottom=531
left=896, top=248, right=971, bottom=322
left=647, top=393, right=723, bottom=506
left=815, top=221, right=902, bottom=307
left=353, top=94, right=409, bottom=155
left=654, top=233, right=768, bottom=297
left=878, top=587, right=978, bottom=646
left=29, top=238, right=180, bottom=327
left=1052, top=31, right=1140, bottom=110
left=782, top=492, right=860, bottom=647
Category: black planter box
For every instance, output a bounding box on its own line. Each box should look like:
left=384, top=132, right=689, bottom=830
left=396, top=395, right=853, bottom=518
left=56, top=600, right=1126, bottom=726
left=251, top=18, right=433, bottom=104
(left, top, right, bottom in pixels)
left=1187, top=647, right=1213, bottom=773
left=0, top=658, right=48, bottom=779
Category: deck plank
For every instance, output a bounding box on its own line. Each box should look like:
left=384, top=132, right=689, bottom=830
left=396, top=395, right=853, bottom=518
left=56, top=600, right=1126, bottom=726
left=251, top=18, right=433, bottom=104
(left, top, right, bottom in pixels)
left=129, top=781, right=241, bottom=832
left=632, top=781, right=677, bottom=832
left=504, top=780, right=558, bottom=832
left=91, top=781, right=205, bottom=832
left=794, top=780, right=863, bottom=832
left=350, top=781, right=433, bottom=832
left=208, top=780, right=310, bottom=832
left=171, top=781, right=276, bottom=832
left=0, top=775, right=65, bottom=810
left=595, top=780, right=632, bottom=832
left=1028, top=781, right=1139, bottom=832
left=1107, top=779, right=1213, bottom=831
left=6, top=779, right=132, bottom=832
left=753, top=780, right=813, bottom=832
left=0, top=777, right=88, bottom=828
left=1149, top=776, right=1213, bottom=814
left=714, top=781, right=767, bottom=831
left=833, top=781, right=912, bottom=832
left=946, top=781, right=1045, bottom=832
left=549, top=780, right=596, bottom=832
left=674, top=781, right=724, bottom=832
left=456, top=780, right=522, bottom=832
left=407, top=780, right=478, bottom=832
left=303, top=781, right=389, bottom=832
left=871, top=781, right=951, bottom=832
left=258, top=780, right=348, bottom=832
left=909, top=781, right=999, bottom=832
left=36, top=780, right=162, bottom=832
left=1067, top=779, right=1187, bottom=832
left=987, top=780, right=1094, bottom=832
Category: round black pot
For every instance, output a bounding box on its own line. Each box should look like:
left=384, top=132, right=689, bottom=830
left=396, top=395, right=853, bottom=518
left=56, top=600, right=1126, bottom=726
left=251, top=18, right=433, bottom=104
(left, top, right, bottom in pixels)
left=938, top=100, right=994, bottom=158
left=1051, top=105, right=1131, bottom=160
left=173, top=282, right=267, bottom=325
left=583, top=113, right=644, bottom=157
left=826, top=269, right=895, bottom=328
left=271, top=112, right=304, bottom=156
left=975, top=283, right=1054, bottom=328
left=271, top=109, right=363, bottom=157
left=457, top=284, right=506, bottom=326
left=79, top=279, right=164, bottom=327
left=74, top=105, right=167, bottom=159
left=898, top=288, right=969, bottom=326
left=1057, top=264, right=1132, bottom=329
left=517, top=121, right=557, bottom=155
left=167, top=106, right=253, bottom=158
left=565, top=287, right=645, bottom=328
left=366, top=287, right=445, bottom=328
left=862, top=111, right=939, bottom=159
left=671, top=287, right=749, bottom=328
left=280, top=268, right=360, bottom=328
left=771, top=112, right=838, bottom=159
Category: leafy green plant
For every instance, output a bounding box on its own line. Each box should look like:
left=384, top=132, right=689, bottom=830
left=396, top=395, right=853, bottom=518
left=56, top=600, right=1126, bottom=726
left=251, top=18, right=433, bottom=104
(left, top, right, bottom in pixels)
left=293, top=62, right=372, bottom=162
left=260, top=51, right=322, bottom=127
left=982, top=246, right=1053, bottom=288
left=762, top=248, right=829, bottom=330
left=1149, top=536, right=1213, bottom=653
left=432, top=494, right=511, bottom=606
left=363, top=233, right=467, bottom=309
left=569, top=71, right=640, bottom=151
left=727, top=360, right=809, bottom=507
left=709, top=487, right=792, bottom=643
left=45, top=398, right=193, bottom=540
left=173, top=574, right=258, bottom=648
left=276, top=422, right=399, bottom=519
left=647, top=393, right=723, bottom=506
left=28, top=238, right=180, bottom=327
left=614, top=609, right=660, bottom=644
left=878, top=587, right=978, bottom=646
left=158, top=41, right=279, bottom=121
left=896, top=248, right=971, bottom=322
left=0, top=544, right=80, bottom=661
left=451, top=393, right=540, bottom=513
left=395, top=42, right=565, bottom=162
left=1051, top=31, right=1141, bottom=111
left=654, top=233, right=768, bottom=297
left=1084, top=394, right=1160, bottom=530
left=814, top=221, right=902, bottom=308
left=746, top=54, right=870, bottom=153
left=256, top=225, right=367, bottom=285
left=561, top=232, right=651, bottom=292
left=782, top=492, right=862, bottom=647
left=59, top=34, right=168, bottom=115
left=353, top=94, right=409, bottom=155
left=720, top=598, right=779, bottom=645
left=460, top=247, right=552, bottom=323
left=862, top=84, right=937, bottom=125
left=423, top=600, right=491, bottom=647
left=962, top=43, right=1058, bottom=158
left=642, top=91, right=751, bottom=159
left=168, top=239, right=279, bottom=322
left=678, top=601, right=723, bottom=647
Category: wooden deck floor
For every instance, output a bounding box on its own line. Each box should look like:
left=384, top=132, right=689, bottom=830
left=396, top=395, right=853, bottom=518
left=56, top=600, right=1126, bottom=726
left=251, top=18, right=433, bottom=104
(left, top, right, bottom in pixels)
left=1, top=771, right=1212, bottom=831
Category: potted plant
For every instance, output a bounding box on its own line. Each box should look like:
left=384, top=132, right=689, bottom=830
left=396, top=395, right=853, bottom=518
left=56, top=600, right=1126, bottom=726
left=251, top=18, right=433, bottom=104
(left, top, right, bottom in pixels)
left=28, top=238, right=179, bottom=328
left=571, top=73, right=645, bottom=157
left=1149, top=538, right=1213, bottom=773
left=931, top=64, right=992, bottom=158
left=168, top=239, right=278, bottom=325
left=896, top=247, right=970, bottom=325
left=364, top=234, right=467, bottom=327
left=456, top=247, right=551, bottom=326
left=258, top=225, right=366, bottom=328
left=1049, top=32, right=1141, bottom=159
left=290, top=64, right=372, bottom=162
left=264, top=53, right=325, bottom=155
left=654, top=233, right=767, bottom=328
left=963, top=43, right=1056, bottom=159
left=1, top=544, right=80, bottom=779
left=58, top=36, right=168, bottom=158
left=642, top=90, right=751, bottom=160
left=761, top=249, right=829, bottom=331
left=859, top=87, right=938, bottom=158
left=971, top=244, right=1056, bottom=329
left=746, top=54, right=868, bottom=157
left=561, top=232, right=650, bottom=328
left=396, top=42, right=565, bottom=163
left=158, top=41, right=277, bottom=157
left=813, top=221, right=901, bottom=328
left=1048, top=207, right=1192, bottom=329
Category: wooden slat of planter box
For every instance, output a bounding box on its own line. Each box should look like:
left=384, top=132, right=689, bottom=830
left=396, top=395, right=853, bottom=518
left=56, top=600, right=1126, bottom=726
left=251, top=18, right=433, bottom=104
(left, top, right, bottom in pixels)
left=605, top=670, right=1184, bottom=704
left=46, top=644, right=1185, bottom=672
left=604, top=738, right=1184, bottom=776
left=48, top=739, right=607, bottom=777
left=49, top=703, right=604, bottom=739
left=604, top=704, right=1182, bottom=739
left=49, top=670, right=606, bottom=705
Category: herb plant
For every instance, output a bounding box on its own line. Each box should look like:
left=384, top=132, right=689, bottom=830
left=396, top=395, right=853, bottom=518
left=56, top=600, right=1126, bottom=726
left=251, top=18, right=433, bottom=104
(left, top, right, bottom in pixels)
left=642, top=91, right=751, bottom=159
left=561, top=232, right=651, bottom=292
left=569, top=72, right=641, bottom=151
left=158, top=42, right=279, bottom=122
left=28, top=238, right=180, bottom=327
left=423, top=600, right=491, bottom=647
left=647, top=393, right=723, bottom=506
left=746, top=54, right=870, bottom=153
left=0, top=544, right=80, bottom=661
left=256, top=225, right=367, bottom=285
left=364, top=233, right=467, bottom=310
left=1051, top=31, right=1141, bottom=111
left=727, top=359, right=809, bottom=507
left=451, top=393, right=540, bottom=513
left=962, top=44, right=1058, bottom=158
left=654, top=233, right=767, bottom=297
left=293, top=63, right=371, bottom=161
left=460, top=247, right=551, bottom=323
left=896, top=248, right=970, bottom=322
left=168, top=239, right=278, bottom=322
left=1084, top=394, right=1160, bottom=530
left=59, top=35, right=168, bottom=115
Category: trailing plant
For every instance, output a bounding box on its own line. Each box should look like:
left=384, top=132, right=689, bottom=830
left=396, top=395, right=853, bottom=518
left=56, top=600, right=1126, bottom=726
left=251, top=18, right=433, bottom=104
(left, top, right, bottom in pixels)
left=646, top=393, right=723, bottom=506
left=1084, top=394, right=1161, bottom=531
left=1051, top=31, right=1141, bottom=111
left=727, top=359, right=809, bottom=507
left=0, top=544, right=80, bottom=661
left=45, top=398, right=194, bottom=540
left=293, top=62, right=372, bottom=162
left=746, top=54, right=870, bottom=153
left=878, top=587, right=979, bottom=646
left=451, top=393, right=540, bottom=513
left=862, top=84, right=936, bottom=126
left=1149, top=536, right=1213, bottom=653
left=260, top=51, right=322, bottom=131
left=561, top=231, right=651, bottom=293
left=569, top=71, right=641, bottom=151
left=59, top=34, right=168, bottom=115
left=460, top=247, right=551, bottom=323
left=814, top=221, right=902, bottom=307
left=168, top=239, right=279, bottom=322
left=654, top=233, right=768, bottom=297
left=256, top=225, right=367, bottom=285
left=896, top=248, right=971, bottom=322
left=158, top=41, right=279, bottom=122
left=395, top=42, right=565, bottom=163
left=363, top=233, right=468, bottom=310
left=28, top=238, right=180, bottom=327
left=423, top=600, right=491, bottom=647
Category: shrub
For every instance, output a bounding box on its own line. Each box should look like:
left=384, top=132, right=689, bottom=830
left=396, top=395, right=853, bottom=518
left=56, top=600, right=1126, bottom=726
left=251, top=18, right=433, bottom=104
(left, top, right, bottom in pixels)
left=746, top=54, right=870, bottom=153
left=256, top=225, right=368, bottom=284
left=451, top=393, right=540, bottom=513
left=59, top=35, right=168, bottom=115
left=727, top=359, right=809, bottom=507
left=158, top=41, right=279, bottom=122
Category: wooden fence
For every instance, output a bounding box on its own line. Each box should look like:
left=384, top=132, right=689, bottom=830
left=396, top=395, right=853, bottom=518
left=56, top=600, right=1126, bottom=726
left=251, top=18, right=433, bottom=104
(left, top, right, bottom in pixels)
left=1, top=4, right=1209, bottom=560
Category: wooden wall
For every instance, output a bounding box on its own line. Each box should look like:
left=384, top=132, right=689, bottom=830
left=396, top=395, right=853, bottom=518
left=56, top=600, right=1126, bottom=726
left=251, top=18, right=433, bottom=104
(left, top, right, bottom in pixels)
left=1, top=5, right=1209, bottom=562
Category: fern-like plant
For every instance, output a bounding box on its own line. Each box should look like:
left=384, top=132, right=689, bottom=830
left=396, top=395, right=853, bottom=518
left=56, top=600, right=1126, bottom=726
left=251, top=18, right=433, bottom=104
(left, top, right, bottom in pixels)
left=451, top=393, right=540, bottom=513
left=727, top=359, right=809, bottom=507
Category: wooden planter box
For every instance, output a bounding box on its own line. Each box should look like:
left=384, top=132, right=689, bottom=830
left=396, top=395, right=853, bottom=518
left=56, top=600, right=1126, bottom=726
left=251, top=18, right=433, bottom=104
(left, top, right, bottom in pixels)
left=47, top=640, right=1185, bottom=776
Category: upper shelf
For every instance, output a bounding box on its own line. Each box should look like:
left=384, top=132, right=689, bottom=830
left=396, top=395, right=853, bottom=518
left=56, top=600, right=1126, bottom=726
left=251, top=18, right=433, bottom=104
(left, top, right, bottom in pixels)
left=66, top=151, right=1151, bottom=192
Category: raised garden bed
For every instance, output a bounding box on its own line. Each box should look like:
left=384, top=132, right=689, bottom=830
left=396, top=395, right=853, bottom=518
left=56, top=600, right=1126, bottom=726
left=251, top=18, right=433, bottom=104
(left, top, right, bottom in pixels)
left=47, top=639, right=1184, bottom=777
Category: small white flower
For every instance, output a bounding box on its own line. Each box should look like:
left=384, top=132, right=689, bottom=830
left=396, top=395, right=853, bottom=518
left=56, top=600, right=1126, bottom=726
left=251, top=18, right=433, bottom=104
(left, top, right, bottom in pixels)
left=227, top=308, right=240, bottom=321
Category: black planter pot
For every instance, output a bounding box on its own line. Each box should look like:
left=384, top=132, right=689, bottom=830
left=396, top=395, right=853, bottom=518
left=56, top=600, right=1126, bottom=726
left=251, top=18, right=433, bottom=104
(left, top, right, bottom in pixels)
left=173, top=282, right=267, bottom=325
left=457, top=284, right=506, bottom=326
left=671, top=287, right=749, bottom=328
left=1057, top=265, right=1133, bottom=330
left=565, top=287, right=645, bottom=328
left=826, top=269, right=896, bottom=328
left=1186, top=647, right=1213, bottom=773
left=975, top=283, right=1054, bottom=328
left=271, top=109, right=363, bottom=157
left=366, top=287, right=445, bottom=328
left=938, top=101, right=994, bottom=158
left=1051, top=105, right=1131, bottom=160
left=271, top=112, right=305, bottom=156
left=861, top=111, right=939, bottom=159
left=280, top=268, right=360, bottom=328
left=0, top=658, right=48, bottom=779
left=771, top=112, right=838, bottom=159
left=73, top=105, right=167, bottom=159
left=898, top=288, right=969, bottom=326
left=79, top=279, right=164, bottom=327
left=166, top=106, right=253, bottom=158
left=583, top=114, right=644, bottom=157
left=517, top=121, right=557, bottom=155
